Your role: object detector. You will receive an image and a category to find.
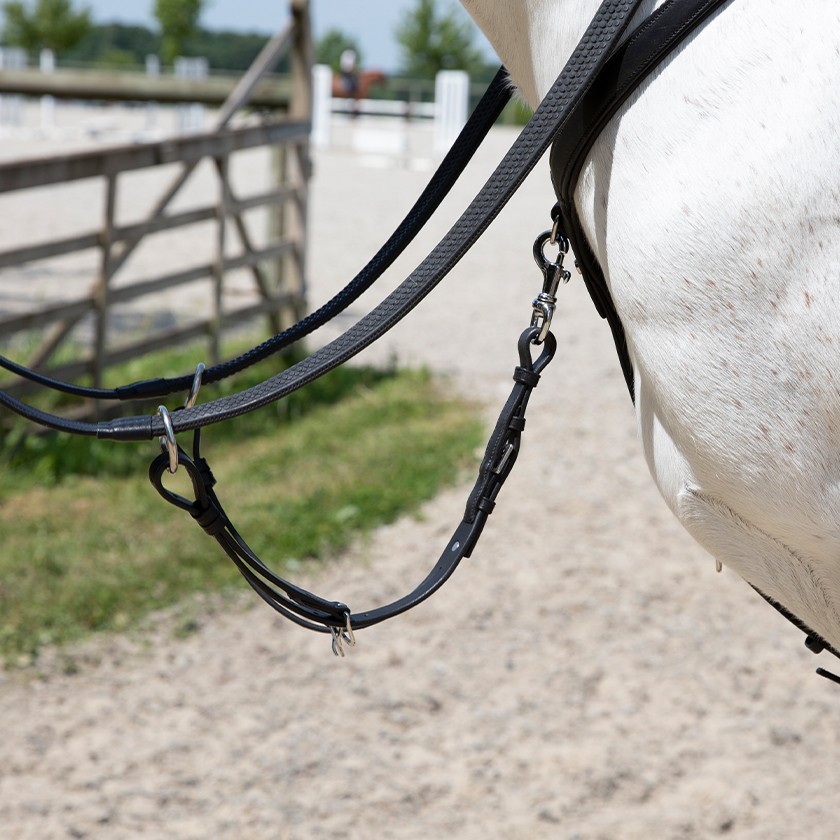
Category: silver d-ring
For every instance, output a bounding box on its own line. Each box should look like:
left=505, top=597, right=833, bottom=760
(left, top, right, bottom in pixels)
left=157, top=405, right=178, bottom=474
left=184, top=362, right=206, bottom=409
left=330, top=626, right=345, bottom=657
left=342, top=612, right=357, bottom=648
left=330, top=613, right=357, bottom=657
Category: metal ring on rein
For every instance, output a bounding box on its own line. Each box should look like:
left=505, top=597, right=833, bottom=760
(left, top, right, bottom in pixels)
left=157, top=406, right=178, bottom=474
left=157, top=363, right=205, bottom=475
left=184, top=362, right=206, bottom=410
left=330, top=612, right=357, bottom=657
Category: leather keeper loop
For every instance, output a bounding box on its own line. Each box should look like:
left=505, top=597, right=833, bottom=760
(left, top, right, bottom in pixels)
left=513, top=367, right=541, bottom=388
left=192, top=504, right=226, bottom=537
left=477, top=497, right=496, bottom=515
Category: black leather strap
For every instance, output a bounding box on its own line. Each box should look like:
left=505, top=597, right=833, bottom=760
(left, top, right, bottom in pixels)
left=149, top=327, right=556, bottom=635
left=0, top=68, right=513, bottom=403
left=749, top=586, right=840, bottom=684
left=549, top=0, right=735, bottom=397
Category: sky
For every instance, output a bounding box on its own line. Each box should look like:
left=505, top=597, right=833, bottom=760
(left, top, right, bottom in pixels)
left=78, top=0, right=495, bottom=73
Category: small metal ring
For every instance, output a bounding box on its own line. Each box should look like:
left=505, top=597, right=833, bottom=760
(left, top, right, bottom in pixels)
left=342, top=612, right=357, bottom=648
left=533, top=230, right=569, bottom=279
left=330, top=626, right=345, bottom=657
left=184, top=362, right=206, bottom=409
left=158, top=405, right=178, bottom=474
left=330, top=612, right=356, bottom=656
left=543, top=230, right=569, bottom=261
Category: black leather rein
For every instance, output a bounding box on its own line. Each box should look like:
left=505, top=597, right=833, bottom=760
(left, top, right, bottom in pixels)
left=0, top=0, right=649, bottom=647
left=149, top=328, right=556, bottom=653
left=1, top=0, right=751, bottom=652
left=139, top=0, right=650, bottom=649
left=0, top=67, right=514, bottom=404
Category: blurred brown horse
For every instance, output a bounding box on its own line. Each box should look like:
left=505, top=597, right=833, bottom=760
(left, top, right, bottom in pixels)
left=331, top=69, right=387, bottom=101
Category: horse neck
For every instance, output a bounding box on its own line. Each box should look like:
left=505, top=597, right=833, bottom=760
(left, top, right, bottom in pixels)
left=461, top=0, right=661, bottom=108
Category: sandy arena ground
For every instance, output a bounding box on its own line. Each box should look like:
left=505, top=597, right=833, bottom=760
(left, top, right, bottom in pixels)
left=0, top=111, right=839, bottom=839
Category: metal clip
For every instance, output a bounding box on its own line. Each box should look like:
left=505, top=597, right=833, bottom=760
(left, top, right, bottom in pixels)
left=157, top=405, right=178, bottom=474
left=331, top=612, right=357, bottom=657
left=531, top=230, right=571, bottom=344
left=531, top=296, right=555, bottom=345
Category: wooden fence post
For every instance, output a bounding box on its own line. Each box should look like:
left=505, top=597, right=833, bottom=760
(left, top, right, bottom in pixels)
left=94, top=172, right=117, bottom=394
left=0, top=14, right=310, bottom=416
left=211, top=154, right=229, bottom=364
left=267, top=0, right=311, bottom=329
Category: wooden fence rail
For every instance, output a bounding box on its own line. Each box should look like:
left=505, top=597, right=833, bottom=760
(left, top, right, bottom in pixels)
left=0, top=0, right=312, bottom=413
left=0, top=66, right=293, bottom=108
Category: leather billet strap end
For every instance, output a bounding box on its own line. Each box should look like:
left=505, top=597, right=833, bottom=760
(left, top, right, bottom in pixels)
left=464, top=328, right=556, bottom=524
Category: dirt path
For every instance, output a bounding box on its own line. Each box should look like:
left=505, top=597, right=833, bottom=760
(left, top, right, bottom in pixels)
left=1, top=126, right=838, bottom=840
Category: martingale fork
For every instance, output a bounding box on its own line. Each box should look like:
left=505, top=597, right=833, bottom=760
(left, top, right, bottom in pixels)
left=146, top=217, right=569, bottom=655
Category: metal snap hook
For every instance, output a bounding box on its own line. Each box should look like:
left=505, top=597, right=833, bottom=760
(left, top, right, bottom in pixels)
left=530, top=298, right=554, bottom=345
left=533, top=230, right=570, bottom=287
left=531, top=230, right=571, bottom=345
left=157, top=405, right=178, bottom=474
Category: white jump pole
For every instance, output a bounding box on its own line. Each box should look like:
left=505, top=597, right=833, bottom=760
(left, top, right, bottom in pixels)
left=433, top=70, right=469, bottom=154
left=174, top=56, right=208, bottom=134
left=0, top=47, right=26, bottom=127
left=145, top=54, right=160, bottom=132
left=311, top=64, right=332, bottom=149
left=40, top=48, right=56, bottom=132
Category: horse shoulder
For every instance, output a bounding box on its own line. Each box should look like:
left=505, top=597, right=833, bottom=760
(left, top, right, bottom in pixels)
left=466, top=0, right=840, bottom=646
left=580, top=3, right=840, bottom=643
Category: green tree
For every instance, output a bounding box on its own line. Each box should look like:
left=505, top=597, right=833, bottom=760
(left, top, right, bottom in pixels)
left=316, top=28, right=363, bottom=72
left=1, top=0, right=90, bottom=53
left=64, top=23, right=159, bottom=67
left=96, top=46, right=138, bottom=69
left=153, top=0, right=205, bottom=64
left=395, top=0, right=484, bottom=79
left=62, top=23, right=278, bottom=73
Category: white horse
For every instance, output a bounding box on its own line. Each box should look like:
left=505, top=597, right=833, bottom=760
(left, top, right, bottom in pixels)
left=461, top=0, right=840, bottom=650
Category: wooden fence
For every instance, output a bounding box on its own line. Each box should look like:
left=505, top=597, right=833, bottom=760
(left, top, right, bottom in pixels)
left=0, top=0, right=312, bottom=409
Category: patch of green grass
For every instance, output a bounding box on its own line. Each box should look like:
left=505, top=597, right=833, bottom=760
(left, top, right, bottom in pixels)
left=0, top=366, right=484, bottom=664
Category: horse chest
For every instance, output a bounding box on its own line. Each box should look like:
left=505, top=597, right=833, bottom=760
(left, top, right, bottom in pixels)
left=570, top=3, right=840, bottom=642
left=465, top=0, right=840, bottom=646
